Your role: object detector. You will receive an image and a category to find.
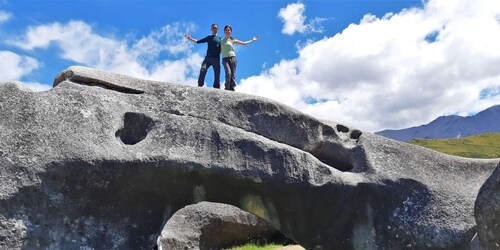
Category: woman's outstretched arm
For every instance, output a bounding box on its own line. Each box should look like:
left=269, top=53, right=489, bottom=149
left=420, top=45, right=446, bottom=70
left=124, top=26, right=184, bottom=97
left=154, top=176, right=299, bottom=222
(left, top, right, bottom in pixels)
left=234, top=36, right=259, bottom=45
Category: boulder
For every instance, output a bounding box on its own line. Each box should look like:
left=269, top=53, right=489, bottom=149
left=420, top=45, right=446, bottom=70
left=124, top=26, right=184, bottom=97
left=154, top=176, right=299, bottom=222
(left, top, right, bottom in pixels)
left=156, top=201, right=290, bottom=249
left=475, top=162, right=500, bottom=249
left=0, top=66, right=498, bottom=249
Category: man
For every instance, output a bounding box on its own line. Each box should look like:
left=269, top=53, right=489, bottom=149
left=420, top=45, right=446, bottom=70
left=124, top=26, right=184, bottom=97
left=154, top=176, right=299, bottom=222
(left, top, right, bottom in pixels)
left=184, top=24, right=221, bottom=89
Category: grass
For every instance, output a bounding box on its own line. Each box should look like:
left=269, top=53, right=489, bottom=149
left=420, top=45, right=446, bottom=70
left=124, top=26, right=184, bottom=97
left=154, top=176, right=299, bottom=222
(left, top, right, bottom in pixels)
left=229, top=243, right=285, bottom=250
left=409, top=132, right=500, bottom=158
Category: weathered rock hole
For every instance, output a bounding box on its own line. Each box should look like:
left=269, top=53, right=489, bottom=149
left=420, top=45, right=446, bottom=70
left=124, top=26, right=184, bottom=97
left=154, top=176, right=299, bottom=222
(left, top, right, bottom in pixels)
left=322, top=125, right=336, bottom=137
left=336, top=124, right=350, bottom=133
left=350, top=129, right=362, bottom=140
left=311, top=142, right=354, bottom=172
left=115, top=112, right=155, bottom=145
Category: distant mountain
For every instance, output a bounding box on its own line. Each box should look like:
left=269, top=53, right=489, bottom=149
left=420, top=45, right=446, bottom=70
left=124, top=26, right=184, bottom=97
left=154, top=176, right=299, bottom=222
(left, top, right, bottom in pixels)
left=376, top=105, right=500, bottom=142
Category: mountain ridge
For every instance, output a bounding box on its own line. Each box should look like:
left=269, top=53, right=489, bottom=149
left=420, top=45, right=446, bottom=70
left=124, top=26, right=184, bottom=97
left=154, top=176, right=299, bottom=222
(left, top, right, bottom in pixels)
left=376, top=104, right=500, bottom=142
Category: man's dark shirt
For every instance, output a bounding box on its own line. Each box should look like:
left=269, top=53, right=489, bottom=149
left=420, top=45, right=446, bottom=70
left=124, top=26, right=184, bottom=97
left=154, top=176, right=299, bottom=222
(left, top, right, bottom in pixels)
left=197, top=35, right=221, bottom=59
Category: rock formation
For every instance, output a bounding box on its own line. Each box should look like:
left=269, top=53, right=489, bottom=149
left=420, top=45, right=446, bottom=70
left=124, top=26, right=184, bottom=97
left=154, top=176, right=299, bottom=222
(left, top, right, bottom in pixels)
left=475, top=162, right=500, bottom=249
left=157, top=201, right=290, bottom=249
left=0, top=66, right=498, bottom=249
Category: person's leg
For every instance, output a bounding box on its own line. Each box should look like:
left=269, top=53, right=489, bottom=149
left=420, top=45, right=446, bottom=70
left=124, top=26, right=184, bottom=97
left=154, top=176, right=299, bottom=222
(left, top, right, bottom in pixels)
left=198, top=58, right=209, bottom=87
left=229, top=57, right=237, bottom=91
left=222, top=58, right=232, bottom=90
left=212, top=58, right=221, bottom=89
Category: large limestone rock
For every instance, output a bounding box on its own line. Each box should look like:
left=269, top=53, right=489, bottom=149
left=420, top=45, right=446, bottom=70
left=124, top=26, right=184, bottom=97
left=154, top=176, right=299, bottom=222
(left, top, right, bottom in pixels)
left=157, top=201, right=290, bottom=249
left=0, top=66, right=498, bottom=249
left=475, top=162, right=500, bottom=249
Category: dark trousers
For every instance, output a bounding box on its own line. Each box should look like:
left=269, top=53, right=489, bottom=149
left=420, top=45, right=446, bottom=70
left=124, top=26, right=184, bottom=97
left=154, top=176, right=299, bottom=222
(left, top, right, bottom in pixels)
left=222, top=56, right=237, bottom=91
left=198, top=56, right=220, bottom=88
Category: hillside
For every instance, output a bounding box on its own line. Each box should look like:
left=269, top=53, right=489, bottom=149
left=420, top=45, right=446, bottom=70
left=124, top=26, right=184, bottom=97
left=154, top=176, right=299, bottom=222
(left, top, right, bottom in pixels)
left=409, top=132, right=500, bottom=158
left=376, top=105, right=500, bottom=142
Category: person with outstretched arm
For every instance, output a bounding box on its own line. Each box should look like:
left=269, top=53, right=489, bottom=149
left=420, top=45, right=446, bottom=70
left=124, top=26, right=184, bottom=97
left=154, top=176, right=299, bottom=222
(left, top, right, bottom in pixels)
left=184, top=24, right=222, bottom=88
left=220, top=24, right=258, bottom=91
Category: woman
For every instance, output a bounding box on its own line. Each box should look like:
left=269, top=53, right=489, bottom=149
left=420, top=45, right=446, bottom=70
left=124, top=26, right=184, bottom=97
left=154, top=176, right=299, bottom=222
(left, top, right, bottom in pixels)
left=221, top=25, right=258, bottom=91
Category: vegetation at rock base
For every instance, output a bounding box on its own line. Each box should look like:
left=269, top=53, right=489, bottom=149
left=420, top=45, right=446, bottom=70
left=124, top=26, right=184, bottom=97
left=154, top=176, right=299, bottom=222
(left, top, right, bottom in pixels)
left=229, top=243, right=284, bottom=250
left=409, top=132, right=500, bottom=158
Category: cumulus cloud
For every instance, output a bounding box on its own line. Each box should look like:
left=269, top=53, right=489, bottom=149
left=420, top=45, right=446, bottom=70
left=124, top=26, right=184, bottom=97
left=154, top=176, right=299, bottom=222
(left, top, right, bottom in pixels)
left=132, top=23, right=196, bottom=57
left=242, top=0, right=500, bottom=132
left=278, top=2, right=325, bottom=35
left=0, top=10, right=11, bottom=24
left=0, top=50, right=48, bottom=91
left=19, top=81, right=52, bottom=92
left=0, top=50, right=40, bottom=82
left=10, top=21, right=201, bottom=84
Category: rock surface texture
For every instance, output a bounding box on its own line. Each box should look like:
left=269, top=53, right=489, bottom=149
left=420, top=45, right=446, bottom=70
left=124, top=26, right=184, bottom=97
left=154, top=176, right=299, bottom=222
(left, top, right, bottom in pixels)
left=475, top=162, right=500, bottom=249
left=0, top=66, right=498, bottom=249
left=157, top=201, right=290, bottom=249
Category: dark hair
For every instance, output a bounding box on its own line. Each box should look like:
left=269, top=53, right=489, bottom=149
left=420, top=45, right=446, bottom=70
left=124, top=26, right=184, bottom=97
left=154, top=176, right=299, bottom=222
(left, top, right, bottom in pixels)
left=224, top=25, right=232, bottom=32
left=211, top=24, right=218, bottom=28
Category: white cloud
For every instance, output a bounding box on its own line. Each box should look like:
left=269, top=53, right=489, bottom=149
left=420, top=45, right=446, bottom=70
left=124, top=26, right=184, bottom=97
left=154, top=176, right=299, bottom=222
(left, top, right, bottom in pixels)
left=278, top=2, right=307, bottom=35
left=132, top=23, right=196, bottom=57
left=278, top=2, right=325, bottom=35
left=0, top=10, right=11, bottom=24
left=148, top=53, right=202, bottom=83
left=0, top=50, right=50, bottom=92
left=10, top=20, right=202, bottom=85
left=19, top=81, right=52, bottom=92
left=0, top=50, right=40, bottom=82
left=242, top=0, right=500, bottom=132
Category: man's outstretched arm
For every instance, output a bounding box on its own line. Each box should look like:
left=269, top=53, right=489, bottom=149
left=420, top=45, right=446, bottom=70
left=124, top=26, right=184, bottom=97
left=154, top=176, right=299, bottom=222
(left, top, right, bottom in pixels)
left=184, top=35, right=197, bottom=43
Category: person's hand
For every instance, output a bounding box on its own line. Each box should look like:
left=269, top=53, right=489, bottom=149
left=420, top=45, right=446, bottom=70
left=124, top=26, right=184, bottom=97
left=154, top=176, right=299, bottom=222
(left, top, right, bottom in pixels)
left=252, top=36, right=259, bottom=41
left=184, top=34, right=191, bottom=39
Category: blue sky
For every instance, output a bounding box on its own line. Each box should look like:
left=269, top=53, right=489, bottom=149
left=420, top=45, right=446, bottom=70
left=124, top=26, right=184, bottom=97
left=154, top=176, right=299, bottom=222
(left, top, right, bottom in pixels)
left=1, top=0, right=500, bottom=132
